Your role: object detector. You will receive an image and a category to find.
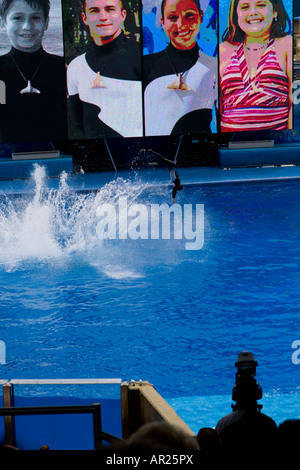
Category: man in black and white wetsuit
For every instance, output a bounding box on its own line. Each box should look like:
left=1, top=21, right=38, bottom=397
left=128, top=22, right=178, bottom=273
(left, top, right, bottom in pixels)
left=67, top=0, right=143, bottom=139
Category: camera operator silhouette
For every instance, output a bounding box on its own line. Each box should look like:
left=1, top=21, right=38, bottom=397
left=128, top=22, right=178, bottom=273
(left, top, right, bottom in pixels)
left=215, top=351, right=277, bottom=457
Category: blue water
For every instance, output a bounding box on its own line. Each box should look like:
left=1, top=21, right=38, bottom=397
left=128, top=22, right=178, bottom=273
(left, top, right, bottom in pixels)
left=1, top=166, right=300, bottom=433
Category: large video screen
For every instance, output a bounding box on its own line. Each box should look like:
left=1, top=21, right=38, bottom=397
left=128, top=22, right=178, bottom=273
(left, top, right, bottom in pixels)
left=143, top=0, right=218, bottom=136
left=64, top=0, right=143, bottom=139
left=0, top=0, right=67, bottom=143
left=0, top=0, right=293, bottom=142
left=219, top=0, right=293, bottom=132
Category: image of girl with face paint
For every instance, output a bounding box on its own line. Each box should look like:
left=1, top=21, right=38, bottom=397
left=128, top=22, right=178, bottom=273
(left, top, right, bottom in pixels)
left=143, top=0, right=217, bottom=137
left=219, top=0, right=293, bottom=132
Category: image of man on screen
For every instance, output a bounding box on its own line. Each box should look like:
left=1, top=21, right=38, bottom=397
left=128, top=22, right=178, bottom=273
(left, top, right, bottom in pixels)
left=67, top=0, right=143, bottom=139
left=0, top=0, right=67, bottom=142
left=143, top=0, right=218, bottom=137
left=219, top=0, right=293, bottom=132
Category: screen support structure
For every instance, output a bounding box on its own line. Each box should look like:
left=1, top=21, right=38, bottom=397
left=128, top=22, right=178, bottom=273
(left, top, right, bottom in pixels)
left=174, top=135, right=184, bottom=164
left=104, top=139, right=117, bottom=172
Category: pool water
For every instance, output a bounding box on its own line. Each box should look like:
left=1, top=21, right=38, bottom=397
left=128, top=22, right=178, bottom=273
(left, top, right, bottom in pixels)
left=0, top=165, right=300, bottom=434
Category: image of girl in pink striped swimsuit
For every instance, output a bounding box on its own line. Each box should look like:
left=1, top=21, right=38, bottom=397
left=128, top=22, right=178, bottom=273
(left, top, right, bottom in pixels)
left=219, top=0, right=292, bottom=132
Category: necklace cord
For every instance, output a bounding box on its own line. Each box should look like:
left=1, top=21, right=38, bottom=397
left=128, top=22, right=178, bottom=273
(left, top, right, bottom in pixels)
left=165, top=46, right=199, bottom=77
left=9, top=51, right=42, bottom=83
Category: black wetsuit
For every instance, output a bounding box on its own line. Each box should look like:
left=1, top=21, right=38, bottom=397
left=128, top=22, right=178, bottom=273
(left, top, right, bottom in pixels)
left=143, top=43, right=199, bottom=89
left=0, top=47, right=67, bottom=142
left=145, top=149, right=182, bottom=201
left=171, top=170, right=182, bottom=200
left=67, top=32, right=143, bottom=139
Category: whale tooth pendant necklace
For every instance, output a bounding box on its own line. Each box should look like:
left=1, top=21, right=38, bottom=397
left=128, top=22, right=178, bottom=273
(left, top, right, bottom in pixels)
left=165, top=48, right=197, bottom=91
left=20, top=80, right=40, bottom=94
left=90, top=71, right=106, bottom=88
left=90, top=47, right=108, bottom=88
left=10, top=52, right=41, bottom=94
left=167, top=72, right=190, bottom=90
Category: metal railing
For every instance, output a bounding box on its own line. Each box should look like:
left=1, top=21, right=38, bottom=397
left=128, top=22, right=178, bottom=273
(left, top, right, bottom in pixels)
left=0, top=378, right=194, bottom=448
left=0, top=379, right=123, bottom=449
left=0, top=403, right=104, bottom=449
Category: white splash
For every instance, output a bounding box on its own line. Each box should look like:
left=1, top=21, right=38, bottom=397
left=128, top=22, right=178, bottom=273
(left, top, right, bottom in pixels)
left=0, top=164, right=149, bottom=273
left=0, top=165, right=61, bottom=267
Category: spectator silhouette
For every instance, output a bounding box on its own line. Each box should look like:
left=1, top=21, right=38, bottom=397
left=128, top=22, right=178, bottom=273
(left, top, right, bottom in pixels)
left=277, top=419, right=300, bottom=460
left=105, top=421, right=199, bottom=451
left=215, top=378, right=277, bottom=457
left=196, top=427, right=224, bottom=463
left=196, top=427, right=223, bottom=453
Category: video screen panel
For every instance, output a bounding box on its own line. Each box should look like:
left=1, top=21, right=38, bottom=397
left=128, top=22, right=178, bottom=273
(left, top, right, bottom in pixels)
left=0, top=0, right=67, bottom=142
left=219, top=0, right=293, bottom=132
left=0, top=0, right=294, bottom=142
left=64, top=0, right=143, bottom=140
left=142, top=0, right=218, bottom=136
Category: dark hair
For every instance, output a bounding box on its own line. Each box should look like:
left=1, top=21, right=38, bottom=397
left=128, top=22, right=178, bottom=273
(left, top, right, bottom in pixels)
left=161, top=0, right=201, bottom=19
left=0, top=0, right=50, bottom=19
left=82, top=0, right=124, bottom=13
left=125, top=422, right=199, bottom=450
left=222, top=0, right=291, bottom=44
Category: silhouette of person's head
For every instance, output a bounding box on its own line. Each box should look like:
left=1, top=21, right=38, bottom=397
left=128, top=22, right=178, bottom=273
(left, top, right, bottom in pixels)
left=112, top=422, right=199, bottom=451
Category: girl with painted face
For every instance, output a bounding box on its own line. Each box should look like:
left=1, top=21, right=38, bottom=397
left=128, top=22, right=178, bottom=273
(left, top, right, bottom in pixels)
left=220, top=0, right=292, bottom=132
left=0, top=0, right=67, bottom=142
left=143, top=0, right=217, bottom=136
left=161, top=0, right=203, bottom=52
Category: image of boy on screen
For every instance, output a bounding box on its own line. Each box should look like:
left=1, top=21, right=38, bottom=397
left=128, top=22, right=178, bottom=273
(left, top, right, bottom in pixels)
left=143, top=0, right=217, bottom=137
left=219, top=0, right=293, bottom=132
left=66, top=0, right=143, bottom=139
left=0, top=0, right=67, bottom=142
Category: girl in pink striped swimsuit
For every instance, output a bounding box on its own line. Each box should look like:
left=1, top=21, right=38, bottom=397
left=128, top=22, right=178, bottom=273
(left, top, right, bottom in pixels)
left=220, top=0, right=292, bottom=132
